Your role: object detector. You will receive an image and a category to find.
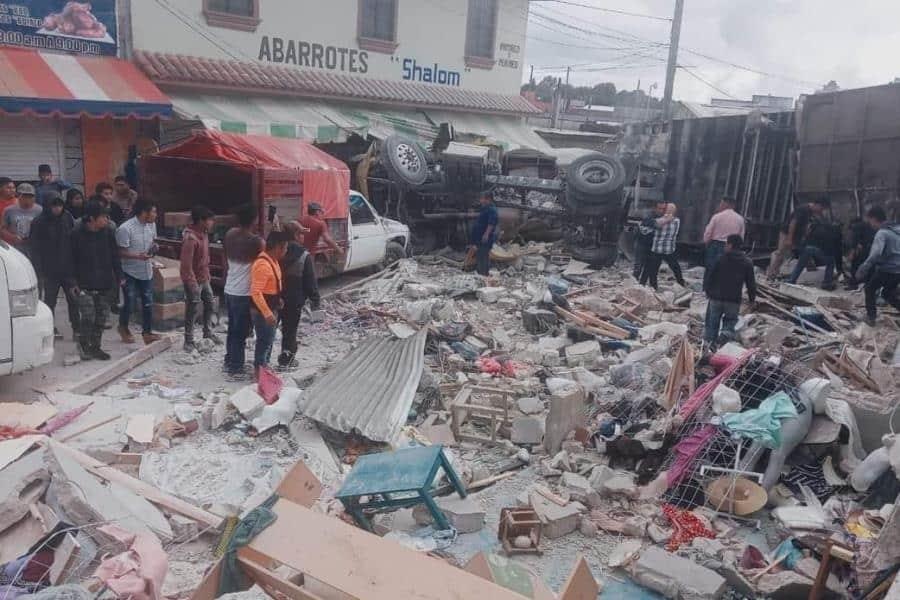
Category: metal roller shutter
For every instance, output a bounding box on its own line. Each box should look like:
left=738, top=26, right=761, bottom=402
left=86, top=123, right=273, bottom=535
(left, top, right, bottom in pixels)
left=0, top=117, right=64, bottom=182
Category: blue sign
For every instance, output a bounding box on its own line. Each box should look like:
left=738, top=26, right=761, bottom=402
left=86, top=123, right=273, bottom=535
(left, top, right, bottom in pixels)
left=0, top=1, right=117, bottom=56
left=402, top=58, right=461, bottom=87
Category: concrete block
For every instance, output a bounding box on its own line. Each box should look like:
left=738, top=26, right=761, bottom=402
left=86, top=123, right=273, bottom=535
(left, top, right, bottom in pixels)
left=511, top=416, right=545, bottom=446
left=560, top=472, right=593, bottom=500
left=229, top=385, right=265, bottom=418
left=538, top=336, right=571, bottom=352
left=565, top=340, right=600, bottom=367
left=544, top=386, right=585, bottom=454
left=476, top=287, right=506, bottom=304
left=492, top=328, right=512, bottom=349
left=0, top=448, right=50, bottom=533
left=755, top=571, right=817, bottom=600
left=522, top=307, right=557, bottom=334
left=631, top=546, right=726, bottom=600
left=542, top=349, right=562, bottom=367
left=530, top=491, right=581, bottom=539
left=413, top=497, right=486, bottom=534
left=517, top=397, right=544, bottom=415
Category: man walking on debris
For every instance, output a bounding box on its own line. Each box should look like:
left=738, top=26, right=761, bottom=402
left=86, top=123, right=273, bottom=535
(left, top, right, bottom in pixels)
left=278, top=221, right=320, bottom=369
left=30, top=192, right=78, bottom=340
left=855, top=206, right=900, bottom=326
left=224, top=204, right=264, bottom=377
left=632, top=208, right=656, bottom=281
left=117, top=200, right=162, bottom=345
left=767, top=200, right=814, bottom=280
left=845, top=216, right=876, bottom=290
left=702, top=196, right=745, bottom=290
left=470, top=193, right=498, bottom=276
left=181, top=205, right=220, bottom=351
left=641, top=202, right=686, bottom=290
left=251, top=231, right=289, bottom=378
left=704, top=234, right=757, bottom=347
left=68, top=201, right=122, bottom=360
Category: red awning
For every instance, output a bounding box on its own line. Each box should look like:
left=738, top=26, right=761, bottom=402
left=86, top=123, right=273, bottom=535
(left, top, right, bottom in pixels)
left=157, top=130, right=350, bottom=219
left=0, top=47, right=171, bottom=119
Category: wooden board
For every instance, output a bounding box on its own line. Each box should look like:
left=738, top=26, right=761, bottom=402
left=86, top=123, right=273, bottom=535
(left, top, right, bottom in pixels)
left=0, top=402, right=58, bottom=429
left=243, top=499, right=530, bottom=600
left=67, top=337, right=173, bottom=395
left=559, top=556, right=600, bottom=600
left=276, top=460, right=323, bottom=509
left=49, top=533, right=81, bottom=585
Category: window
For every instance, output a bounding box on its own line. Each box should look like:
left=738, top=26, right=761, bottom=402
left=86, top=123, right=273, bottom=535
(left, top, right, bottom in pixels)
left=203, top=0, right=260, bottom=32
left=465, top=0, right=498, bottom=68
left=357, top=0, right=399, bottom=53
left=349, top=195, right=376, bottom=225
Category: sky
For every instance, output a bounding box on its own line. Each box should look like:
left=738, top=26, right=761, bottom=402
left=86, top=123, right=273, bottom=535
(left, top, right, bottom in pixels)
left=521, top=0, right=900, bottom=103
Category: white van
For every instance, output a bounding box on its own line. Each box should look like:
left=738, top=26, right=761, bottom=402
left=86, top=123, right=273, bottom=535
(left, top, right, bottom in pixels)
left=0, top=242, right=54, bottom=376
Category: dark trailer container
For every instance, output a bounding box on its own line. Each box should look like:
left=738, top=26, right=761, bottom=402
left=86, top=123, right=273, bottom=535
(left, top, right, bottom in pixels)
left=663, top=111, right=795, bottom=250
left=797, top=83, right=900, bottom=222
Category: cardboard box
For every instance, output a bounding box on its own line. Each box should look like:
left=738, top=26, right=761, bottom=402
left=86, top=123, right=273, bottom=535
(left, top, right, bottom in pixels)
left=152, top=257, right=185, bottom=304
left=152, top=301, right=185, bottom=332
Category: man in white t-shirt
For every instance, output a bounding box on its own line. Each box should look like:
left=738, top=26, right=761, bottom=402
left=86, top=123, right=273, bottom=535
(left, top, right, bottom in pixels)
left=223, top=204, right=263, bottom=377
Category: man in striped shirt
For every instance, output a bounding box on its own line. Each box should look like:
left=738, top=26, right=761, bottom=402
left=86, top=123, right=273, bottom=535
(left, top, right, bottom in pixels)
left=641, top=202, right=686, bottom=290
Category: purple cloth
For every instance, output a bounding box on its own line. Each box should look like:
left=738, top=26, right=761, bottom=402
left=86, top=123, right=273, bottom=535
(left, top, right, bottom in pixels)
left=667, top=424, right=718, bottom=488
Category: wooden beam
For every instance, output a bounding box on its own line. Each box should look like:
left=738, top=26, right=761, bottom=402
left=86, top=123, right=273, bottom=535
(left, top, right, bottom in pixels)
left=47, top=439, right=224, bottom=530
left=238, top=557, right=326, bottom=600
left=67, top=337, right=173, bottom=395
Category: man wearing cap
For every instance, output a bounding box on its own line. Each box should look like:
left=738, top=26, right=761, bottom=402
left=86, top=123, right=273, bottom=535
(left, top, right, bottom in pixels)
left=68, top=201, right=122, bottom=360
left=299, top=202, right=342, bottom=259
left=277, top=220, right=320, bottom=369
left=1, top=183, right=43, bottom=254
left=30, top=192, right=78, bottom=339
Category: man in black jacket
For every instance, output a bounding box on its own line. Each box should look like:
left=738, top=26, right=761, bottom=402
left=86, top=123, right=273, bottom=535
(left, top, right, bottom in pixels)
left=704, top=234, right=757, bottom=346
left=30, top=192, right=77, bottom=339
left=277, top=220, right=321, bottom=369
left=67, top=201, right=123, bottom=361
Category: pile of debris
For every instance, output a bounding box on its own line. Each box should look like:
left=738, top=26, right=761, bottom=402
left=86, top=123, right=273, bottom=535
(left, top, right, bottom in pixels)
left=2, top=244, right=900, bottom=599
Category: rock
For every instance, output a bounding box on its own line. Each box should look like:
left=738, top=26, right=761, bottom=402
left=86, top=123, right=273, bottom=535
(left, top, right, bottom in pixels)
left=630, top=546, right=727, bottom=600
left=541, top=349, right=562, bottom=367
left=0, top=448, right=50, bottom=533
left=639, top=322, right=688, bottom=341
left=196, top=338, right=216, bottom=354
left=647, top=523, right=671, bottom=544
left=590, top=465, right=638, bottom=499
left=544, top=385, right=585, bottom=454
left=517, top=397, right=544, bottom=415
left=522, top=307, right=557, bottom=334
left=229, top=385, right=265, bottom=418
left=608, top=539, right=642, bottom=568
left=565, top=340, right=600, bottom=367
left=404, top=283, right=436, bottom=299
left=389, top=322, right=417, bottom=339
left=794, top=557, right=845, bottom=596
left=308, top=309, right=326, bottom=323
left=530, top=491, right=582, bottom=539
left=561, top=472, right=595, bottom=501
left=609, top=363, right=649, bottom=388
left=516, top=448, right=531, bottom=464
left=579, top=517, right=598, bottom=537
left=691, top=537, right=725, bottom=557
left=210, top=396, right=231, bottom=430
left=513, top=535, right=533, bottom=549
left=581, top=296, right=615, bottom=318
left=290, top=366, right=320, bottom=387
left=476, top=287, right=506, bottom=304
left=755, top=571, right=817, bottom=600
left=511, top=416, right=545, bottom=446
left=492, top=328, right=512, bottom=349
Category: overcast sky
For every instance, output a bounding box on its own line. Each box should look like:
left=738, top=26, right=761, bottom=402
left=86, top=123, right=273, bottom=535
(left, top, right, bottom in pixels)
left=522, top=0, right=900, bottom=103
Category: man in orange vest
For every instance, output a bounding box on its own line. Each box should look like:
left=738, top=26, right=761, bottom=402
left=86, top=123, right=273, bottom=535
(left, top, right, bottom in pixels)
left=250, top=231, right=290, bottom=379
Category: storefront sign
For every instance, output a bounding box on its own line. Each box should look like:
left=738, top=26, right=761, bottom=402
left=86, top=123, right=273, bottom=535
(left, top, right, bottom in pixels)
left=498, top=42, right=520, bottom=70
left=0, top=1, right=117, bottom=56
left=258, top=36, right=369, bottom=73
left=402, top=58, right=461, bottom=87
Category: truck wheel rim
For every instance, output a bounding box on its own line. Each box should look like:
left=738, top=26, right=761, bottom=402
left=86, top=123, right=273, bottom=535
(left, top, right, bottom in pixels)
left=578, top=160, right=613, bottom=185
left=395, top=142, right=422, bottom=175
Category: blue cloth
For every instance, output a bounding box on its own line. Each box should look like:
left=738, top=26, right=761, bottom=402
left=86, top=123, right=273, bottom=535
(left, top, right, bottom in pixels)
left=120, top=274, right=153, bottom=333
left=225, top=294, right=251, bottom=374
left=471, top=204, right=498, bottom=246
left=722, top=391, right=799, bottom=448
left=252, top=308, right=278, bottom=369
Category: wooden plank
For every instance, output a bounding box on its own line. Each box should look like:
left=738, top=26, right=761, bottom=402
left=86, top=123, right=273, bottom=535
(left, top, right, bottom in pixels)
left=559, top=556, right=600, bottom=600
left=189, top=559, right=223, bottom=600
left=67, top=337, right=173, bottom=395
left=0, top=402, right=57, bottom=429
left=276, top=460, right=323, bottom=509
left=244, top=499, right=530, bottom=600
left=239, top=557, right=326, bottom=600
left=58, top=415, right=121, bottom=443
left=47, top=440, right=224, bottom=530
left=49, top=533, right=81, bottom=585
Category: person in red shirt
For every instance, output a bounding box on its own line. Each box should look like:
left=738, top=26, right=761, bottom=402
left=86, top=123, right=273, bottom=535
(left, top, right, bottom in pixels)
left=180, top=205, right=220, bottom=351
left=298, top=202, right=342, bottom=257
left=0, top=178, right=16, bottom=239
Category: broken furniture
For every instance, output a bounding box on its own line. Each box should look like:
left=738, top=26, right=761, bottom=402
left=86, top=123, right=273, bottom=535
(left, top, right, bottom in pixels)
left=335, top=444, right=467, bottom=531
left=449, top=385, right=514, bottom=446
left=498, top=508, right=542, bottom=555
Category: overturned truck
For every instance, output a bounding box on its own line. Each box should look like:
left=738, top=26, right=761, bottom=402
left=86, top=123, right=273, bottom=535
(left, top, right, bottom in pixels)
left=361, top=131, right=632, bottom=267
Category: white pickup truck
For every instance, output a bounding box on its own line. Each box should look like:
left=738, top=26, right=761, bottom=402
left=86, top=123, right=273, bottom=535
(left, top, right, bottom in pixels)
left=0, top=242, right=54, bottom=376
left=339, top=190, right=410, bottom=272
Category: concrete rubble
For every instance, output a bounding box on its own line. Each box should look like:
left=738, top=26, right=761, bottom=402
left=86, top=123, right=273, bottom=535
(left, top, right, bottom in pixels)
left=2, top=243, right=900, bottom=599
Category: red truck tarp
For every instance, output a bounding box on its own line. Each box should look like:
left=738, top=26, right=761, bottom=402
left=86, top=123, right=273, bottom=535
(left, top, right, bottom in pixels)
left=155, top=130, right=350, bottom=219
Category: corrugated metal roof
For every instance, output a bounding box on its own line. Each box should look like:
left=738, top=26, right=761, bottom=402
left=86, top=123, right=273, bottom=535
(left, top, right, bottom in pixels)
left=297, top=330, right=427, bottom=443
left=134, top=51, right=540, bottom=116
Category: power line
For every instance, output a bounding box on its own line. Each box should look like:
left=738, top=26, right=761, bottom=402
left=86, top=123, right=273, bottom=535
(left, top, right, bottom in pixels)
left=540, top=0, right=671, bottom=22
left=678, top=65, right=739, bottom=100
left=152, top=0, right=252, bottom=63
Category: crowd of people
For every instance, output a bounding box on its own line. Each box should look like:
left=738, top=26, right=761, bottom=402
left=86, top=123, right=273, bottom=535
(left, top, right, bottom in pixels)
left=631, top=195, right=900, bottom=348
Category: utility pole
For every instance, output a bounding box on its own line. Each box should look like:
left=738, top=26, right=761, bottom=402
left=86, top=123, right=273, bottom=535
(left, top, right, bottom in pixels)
left=529, top=64, right=534, bottom=84
left=662, top=0, right=685, bottom=121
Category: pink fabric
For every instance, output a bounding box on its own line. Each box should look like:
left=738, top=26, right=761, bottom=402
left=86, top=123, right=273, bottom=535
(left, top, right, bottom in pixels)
left=704, top=209, right=746, bottom=243
left=42, top=403, right=92, bottom=435
left=93, top=524, right=168, bottom=600
left=679, top=350, right=756, bottom=419
left=667, top=424, right=718, bottom=487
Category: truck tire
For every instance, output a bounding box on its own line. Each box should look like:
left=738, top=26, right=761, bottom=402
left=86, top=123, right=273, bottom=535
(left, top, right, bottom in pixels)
left=383, top=241, right=408, bottom=269
left=569, top=243, right=619, bottom=268
left=567, top=153, right=626, bottom=199
left=381, top=135, right=428, bottom=188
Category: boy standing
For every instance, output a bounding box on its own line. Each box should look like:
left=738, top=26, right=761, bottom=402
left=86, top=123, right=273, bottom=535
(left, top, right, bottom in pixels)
left=704, top=234, right=757, bottom=346
left=250, top=232, right=289, bottom=378
left=180, top=205, right=220, bottom=351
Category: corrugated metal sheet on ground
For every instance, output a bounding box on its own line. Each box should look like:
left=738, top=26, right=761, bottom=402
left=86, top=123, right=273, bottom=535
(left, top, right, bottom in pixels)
left=297, top=330, right=427, bottom=443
